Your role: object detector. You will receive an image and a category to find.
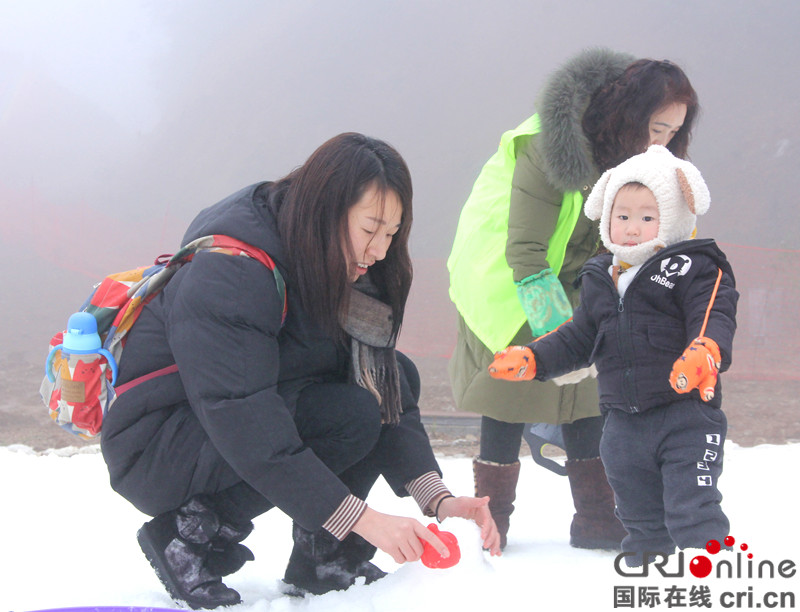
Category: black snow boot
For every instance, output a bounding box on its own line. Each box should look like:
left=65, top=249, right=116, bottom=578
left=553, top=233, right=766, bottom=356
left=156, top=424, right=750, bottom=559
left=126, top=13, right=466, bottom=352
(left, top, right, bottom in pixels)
left=137, top=495, right=253, bottom=609
left=283, top=522, right=387, bottom=596
left=207, top=520, right=255, bottom=577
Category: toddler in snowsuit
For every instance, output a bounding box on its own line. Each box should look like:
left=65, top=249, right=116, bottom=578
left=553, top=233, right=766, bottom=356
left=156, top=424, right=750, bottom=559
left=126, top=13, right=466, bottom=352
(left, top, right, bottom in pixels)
left=489, top=145, right=738, bottom=565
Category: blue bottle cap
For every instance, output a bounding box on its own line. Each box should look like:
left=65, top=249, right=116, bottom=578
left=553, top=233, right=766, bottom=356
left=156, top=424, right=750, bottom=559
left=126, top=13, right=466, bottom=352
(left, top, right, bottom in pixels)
left=62, top=312, right=103, bottom=353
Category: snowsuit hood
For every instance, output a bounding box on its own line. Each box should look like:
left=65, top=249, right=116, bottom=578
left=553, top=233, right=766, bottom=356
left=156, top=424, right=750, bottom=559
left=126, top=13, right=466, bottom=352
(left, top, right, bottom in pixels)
left=585, top=145, right=711, bottom=266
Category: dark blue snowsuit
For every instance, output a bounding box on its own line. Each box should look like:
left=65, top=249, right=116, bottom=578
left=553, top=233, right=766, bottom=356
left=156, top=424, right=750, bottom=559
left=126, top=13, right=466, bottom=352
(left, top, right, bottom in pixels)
left=528, top=239, right=738, bottom=563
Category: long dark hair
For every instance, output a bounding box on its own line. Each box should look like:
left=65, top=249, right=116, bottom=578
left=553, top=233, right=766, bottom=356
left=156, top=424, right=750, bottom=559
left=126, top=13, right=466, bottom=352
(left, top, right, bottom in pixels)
left=583, top=59, right=699, bottom=172
left=274, top=133, right=413, bottom=341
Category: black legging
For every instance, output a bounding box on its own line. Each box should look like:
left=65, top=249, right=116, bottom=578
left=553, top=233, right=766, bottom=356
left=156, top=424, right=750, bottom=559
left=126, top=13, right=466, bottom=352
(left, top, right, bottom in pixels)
left=479, top=414, right=604, bottom=464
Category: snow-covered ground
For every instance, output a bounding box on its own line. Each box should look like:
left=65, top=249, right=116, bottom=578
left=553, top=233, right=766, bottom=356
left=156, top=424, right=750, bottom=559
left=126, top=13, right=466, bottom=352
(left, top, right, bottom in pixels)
left=4, top=442, right=798, bottom=612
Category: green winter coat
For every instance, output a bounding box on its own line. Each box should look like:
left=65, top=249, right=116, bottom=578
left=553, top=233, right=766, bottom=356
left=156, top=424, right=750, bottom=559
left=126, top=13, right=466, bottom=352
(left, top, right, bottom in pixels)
left=447, top=48, right=634, bottom=424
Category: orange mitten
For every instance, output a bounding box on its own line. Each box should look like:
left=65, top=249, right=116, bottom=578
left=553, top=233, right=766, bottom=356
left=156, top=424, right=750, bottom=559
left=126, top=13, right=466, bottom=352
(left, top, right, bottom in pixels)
left=488, top=345, right=536, bottom=381
left=669, top=337, right=721, bottom=401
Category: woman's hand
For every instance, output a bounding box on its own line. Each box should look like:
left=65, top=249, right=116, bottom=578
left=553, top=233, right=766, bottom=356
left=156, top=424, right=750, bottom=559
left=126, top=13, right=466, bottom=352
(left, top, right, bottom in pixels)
left=434, top=494, right=502, bottom=556
left=351, top=506, right=450, bottom=564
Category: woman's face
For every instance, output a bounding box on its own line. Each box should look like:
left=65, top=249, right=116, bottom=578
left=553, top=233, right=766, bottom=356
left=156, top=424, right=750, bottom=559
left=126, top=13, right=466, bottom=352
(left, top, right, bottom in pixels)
left=648, top=103, right=687, bottom=147
left=345, top=184, right=403, bottom=282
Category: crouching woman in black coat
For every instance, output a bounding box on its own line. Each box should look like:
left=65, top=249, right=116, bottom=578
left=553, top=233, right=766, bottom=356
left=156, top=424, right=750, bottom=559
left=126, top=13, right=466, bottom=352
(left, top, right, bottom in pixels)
left=100, top=133, right=501, bottom=609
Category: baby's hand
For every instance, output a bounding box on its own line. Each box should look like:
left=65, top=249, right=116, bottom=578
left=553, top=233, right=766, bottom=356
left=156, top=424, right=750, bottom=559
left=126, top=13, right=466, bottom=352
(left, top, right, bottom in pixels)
left=488, top=346, right=536, bottom=381
left=669, top=337, right=721, bottom=401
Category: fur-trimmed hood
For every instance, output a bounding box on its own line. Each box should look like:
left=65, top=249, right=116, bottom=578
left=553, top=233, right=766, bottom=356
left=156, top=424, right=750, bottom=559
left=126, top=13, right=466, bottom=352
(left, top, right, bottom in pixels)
left=537, top=47, right=635, bottom=192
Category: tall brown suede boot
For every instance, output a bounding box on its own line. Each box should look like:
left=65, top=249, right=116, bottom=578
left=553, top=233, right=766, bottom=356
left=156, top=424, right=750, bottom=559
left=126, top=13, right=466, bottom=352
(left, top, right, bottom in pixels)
left=473, top=457, right=520, bottom=550
left=565, top=457, right=628, bottom=550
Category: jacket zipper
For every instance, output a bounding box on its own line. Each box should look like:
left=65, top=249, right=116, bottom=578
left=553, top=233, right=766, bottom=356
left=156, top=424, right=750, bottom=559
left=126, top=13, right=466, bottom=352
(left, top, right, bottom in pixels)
left=583, top=261, right=642, bottom=412
left=616, top=293, right=638, bottom=412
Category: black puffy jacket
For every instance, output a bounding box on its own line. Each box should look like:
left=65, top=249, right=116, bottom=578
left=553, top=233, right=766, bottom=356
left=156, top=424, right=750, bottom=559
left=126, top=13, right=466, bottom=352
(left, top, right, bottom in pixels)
left=101, top=183, right=356, bottom=523
left=530, top=239, right=738, bottom=414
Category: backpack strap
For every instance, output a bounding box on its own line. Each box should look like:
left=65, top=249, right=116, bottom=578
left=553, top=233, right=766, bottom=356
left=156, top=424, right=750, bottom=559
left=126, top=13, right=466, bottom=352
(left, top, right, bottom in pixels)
left=181, top=235, right=288, bottom=326
left=115, top=363, right=180, bottom=397
left=114, top=235, right=287, bottom=398
left=208, top=235, right=288, bottom=326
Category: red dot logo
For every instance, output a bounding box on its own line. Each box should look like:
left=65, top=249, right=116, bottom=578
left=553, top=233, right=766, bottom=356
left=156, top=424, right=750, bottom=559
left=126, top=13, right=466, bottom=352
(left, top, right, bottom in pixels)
left=692, top=535, right=753, bottom=578
left=690, top=555, right=713, bottom=578
left=706, top=539, right=721, bottom=554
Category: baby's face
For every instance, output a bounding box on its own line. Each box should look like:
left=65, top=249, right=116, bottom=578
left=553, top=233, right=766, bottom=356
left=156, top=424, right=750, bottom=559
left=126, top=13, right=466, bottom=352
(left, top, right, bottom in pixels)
left=609, top=184, right=660, bottom=247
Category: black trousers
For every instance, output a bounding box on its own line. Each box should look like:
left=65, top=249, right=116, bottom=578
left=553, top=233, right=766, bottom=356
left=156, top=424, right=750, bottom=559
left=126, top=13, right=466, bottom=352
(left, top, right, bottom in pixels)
left=600, top=401, right=729, bottom=563
left=212, top=352, right=439, bottom=526
left=479, top=413, right=604, bottom=464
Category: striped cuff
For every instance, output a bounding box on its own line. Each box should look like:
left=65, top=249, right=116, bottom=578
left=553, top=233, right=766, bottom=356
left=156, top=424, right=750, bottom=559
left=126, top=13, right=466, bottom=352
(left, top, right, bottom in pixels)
left=321, top=494, right=368, bottom=541
left=405, top=471, right=451, bottom=517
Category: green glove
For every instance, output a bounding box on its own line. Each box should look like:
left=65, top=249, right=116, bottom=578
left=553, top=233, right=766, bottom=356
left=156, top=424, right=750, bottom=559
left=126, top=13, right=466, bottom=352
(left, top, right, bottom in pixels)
left=515, top=268, right=572, bottom=337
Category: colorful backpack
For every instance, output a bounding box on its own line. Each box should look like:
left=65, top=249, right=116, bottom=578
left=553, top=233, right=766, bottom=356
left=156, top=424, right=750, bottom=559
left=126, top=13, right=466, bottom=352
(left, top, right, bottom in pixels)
left=40, top=234, right=286, bottom=440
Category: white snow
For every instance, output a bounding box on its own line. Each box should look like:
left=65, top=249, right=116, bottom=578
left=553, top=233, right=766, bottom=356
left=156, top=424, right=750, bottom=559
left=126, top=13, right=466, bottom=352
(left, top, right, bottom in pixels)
left=3, top=442, right=798, bottom=611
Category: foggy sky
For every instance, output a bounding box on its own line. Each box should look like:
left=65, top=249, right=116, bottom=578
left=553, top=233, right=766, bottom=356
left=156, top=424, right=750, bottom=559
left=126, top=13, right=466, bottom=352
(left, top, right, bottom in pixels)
left=2, top=0, right=799, bottom=363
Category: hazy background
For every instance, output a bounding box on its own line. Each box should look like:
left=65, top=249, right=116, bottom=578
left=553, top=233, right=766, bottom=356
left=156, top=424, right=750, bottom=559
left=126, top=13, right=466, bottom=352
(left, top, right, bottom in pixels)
left=2, top=1, right=798, bottom=398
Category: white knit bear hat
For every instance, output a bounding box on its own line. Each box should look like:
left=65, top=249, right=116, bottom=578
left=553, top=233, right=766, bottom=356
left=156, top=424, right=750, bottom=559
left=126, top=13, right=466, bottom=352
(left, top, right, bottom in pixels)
left=584, top=144, right=711, bottom=266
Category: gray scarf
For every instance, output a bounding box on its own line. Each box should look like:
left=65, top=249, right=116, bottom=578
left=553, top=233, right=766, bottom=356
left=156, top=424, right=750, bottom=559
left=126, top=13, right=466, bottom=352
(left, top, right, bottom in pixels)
left=341, top=281, right=402, bottom=426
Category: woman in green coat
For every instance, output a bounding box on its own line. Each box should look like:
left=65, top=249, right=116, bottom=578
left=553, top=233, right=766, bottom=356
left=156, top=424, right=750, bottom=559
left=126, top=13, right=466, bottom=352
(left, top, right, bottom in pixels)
left=447, top=48, right=699, bottom=549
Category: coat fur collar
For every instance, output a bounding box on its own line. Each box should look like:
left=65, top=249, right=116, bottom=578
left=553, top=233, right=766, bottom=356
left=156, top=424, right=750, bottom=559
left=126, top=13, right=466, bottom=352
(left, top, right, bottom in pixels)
left=537, top=48, right=635, bottom=192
